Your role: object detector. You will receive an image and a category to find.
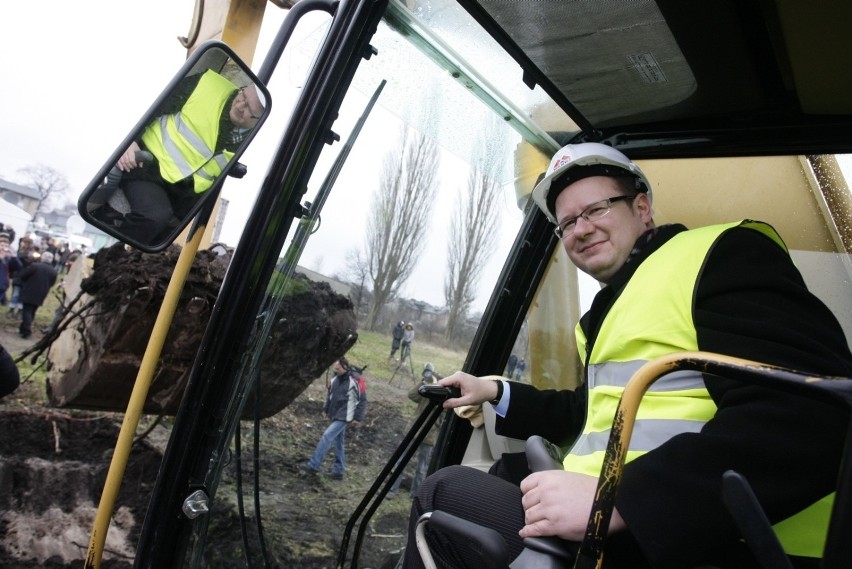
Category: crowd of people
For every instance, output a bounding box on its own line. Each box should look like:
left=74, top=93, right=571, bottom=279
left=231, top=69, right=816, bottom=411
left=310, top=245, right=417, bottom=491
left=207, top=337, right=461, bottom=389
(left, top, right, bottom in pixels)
left=0, top=224, right=80, bottom=340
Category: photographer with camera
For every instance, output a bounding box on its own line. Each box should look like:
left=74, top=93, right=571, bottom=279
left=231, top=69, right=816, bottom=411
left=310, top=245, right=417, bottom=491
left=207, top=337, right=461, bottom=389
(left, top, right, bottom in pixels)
left=389, top=363, right=444, bottom=498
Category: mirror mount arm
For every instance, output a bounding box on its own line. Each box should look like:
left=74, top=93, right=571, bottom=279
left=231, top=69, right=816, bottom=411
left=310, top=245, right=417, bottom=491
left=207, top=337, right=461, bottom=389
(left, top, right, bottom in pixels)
left=185, top=193, right=219, bottom=245
left=256, top=0, right=337, bottom=84
left=178, top=0, right=204, bottom=49
left=296, top=201, right=312, bottom=219
left=229, top=162, right=248, bottom=179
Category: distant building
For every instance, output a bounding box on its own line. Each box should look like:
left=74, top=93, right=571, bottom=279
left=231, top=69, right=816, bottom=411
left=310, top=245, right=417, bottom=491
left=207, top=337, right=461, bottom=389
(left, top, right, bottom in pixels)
left=0, top=176, right=40, bottom=215
left=297, top=266, right=352, bottom=298
left=0, top=175, right=112, bottom=251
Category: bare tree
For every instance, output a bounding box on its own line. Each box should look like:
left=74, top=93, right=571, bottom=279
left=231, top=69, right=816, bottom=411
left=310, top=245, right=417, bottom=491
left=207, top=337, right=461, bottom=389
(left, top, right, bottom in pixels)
left=18, top=164, right=71, bottom=217
left=342, top=248, right=370, bottom=315
left=443, top=164, right=501, bottom=342
left=363, top=129, right=439, bottom=330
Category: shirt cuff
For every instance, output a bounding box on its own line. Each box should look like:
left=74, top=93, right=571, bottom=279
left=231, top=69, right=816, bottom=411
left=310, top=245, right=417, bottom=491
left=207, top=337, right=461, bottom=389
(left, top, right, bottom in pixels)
left=491, top=380, right=510, bottom=417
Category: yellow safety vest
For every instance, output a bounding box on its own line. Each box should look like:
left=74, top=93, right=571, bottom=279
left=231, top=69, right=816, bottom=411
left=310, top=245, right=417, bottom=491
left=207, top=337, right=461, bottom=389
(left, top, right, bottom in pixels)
left=141, top=69, right=237, bottom=194
left=570, top=220, right=832, bottom=559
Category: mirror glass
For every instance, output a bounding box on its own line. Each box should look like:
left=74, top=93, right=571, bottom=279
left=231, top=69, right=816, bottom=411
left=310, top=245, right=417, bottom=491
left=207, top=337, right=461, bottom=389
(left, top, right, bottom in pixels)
left=78, top=42, right=270, bottom=252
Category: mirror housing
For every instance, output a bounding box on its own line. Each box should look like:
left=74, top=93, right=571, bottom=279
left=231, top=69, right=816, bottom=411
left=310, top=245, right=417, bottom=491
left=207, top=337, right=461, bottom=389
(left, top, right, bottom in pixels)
left=78, top=41, right=270, bottom=252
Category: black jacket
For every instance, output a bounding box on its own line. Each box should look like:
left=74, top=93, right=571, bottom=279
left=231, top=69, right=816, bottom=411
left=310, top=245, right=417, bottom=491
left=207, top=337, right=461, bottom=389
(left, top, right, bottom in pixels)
left=19, top=261, right=57, bottom=306
left=0, top=344, right=19, bottom=398
left=497, top=225, right=852, bottom=568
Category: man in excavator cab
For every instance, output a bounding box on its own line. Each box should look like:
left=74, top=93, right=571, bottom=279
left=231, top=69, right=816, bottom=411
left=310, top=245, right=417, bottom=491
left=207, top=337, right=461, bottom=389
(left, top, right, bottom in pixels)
left=403, top=142, right=852, bottom=568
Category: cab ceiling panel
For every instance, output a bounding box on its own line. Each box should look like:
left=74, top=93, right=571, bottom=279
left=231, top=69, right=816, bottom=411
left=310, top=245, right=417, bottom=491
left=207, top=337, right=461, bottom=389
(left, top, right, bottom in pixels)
left=458, top=0, right=852, bottom=156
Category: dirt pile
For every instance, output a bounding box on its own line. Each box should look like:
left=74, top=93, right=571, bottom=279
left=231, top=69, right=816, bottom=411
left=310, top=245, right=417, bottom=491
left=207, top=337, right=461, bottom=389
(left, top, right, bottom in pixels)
left=44, top=243, right=225, bottom=414
left=44, top=243, right=358, bottom=418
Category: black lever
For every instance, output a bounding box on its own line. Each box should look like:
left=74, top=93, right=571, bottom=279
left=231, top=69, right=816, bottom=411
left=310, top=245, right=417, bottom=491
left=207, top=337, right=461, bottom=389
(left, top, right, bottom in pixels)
left=721, top=470, right=793, bottom=569
left=418, top=384, right=461, bottom=402
left=525, top=435, right=566, bottom=472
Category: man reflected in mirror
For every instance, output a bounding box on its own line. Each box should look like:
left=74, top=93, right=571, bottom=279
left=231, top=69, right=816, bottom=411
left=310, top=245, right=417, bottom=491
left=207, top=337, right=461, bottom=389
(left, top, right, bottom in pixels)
left=93, top=68, right=266, bottom=243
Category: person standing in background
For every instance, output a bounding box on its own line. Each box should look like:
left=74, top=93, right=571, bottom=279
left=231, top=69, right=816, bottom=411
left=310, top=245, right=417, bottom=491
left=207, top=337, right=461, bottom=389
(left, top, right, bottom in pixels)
left=0, top=233, right=21, bottom=306
left=18, top=251, right=57, bottom=339
left=389, top=363, right=444, bottom=497
left=389, top=320, right=406, bottom=360
left=401, top=323, right=415, bottom=364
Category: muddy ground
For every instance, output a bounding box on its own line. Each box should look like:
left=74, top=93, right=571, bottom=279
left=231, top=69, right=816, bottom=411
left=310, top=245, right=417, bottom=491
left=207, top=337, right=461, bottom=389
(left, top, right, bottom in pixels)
left=0, top=295, right=419, bottom=568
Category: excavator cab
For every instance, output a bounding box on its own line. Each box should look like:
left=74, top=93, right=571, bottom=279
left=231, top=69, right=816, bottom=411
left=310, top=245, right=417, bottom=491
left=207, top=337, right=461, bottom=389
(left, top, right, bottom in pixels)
left=68, top=0, right=852, bottom=567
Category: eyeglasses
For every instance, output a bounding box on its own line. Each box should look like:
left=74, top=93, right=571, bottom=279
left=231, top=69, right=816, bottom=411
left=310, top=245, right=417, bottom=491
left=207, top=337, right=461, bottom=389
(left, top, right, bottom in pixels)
left=553, top=195, right=636, bottom=238
left=237, top=87, right=263, bottom=120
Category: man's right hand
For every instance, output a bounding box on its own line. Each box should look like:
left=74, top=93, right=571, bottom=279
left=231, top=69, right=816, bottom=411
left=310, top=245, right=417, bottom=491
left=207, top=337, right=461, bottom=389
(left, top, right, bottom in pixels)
left=519, top=470, right=626, bottom=541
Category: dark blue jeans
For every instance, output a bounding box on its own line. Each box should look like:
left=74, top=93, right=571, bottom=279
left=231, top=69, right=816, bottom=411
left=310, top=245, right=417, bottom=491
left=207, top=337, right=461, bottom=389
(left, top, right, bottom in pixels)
left=307, top=419, right=348, bottom=475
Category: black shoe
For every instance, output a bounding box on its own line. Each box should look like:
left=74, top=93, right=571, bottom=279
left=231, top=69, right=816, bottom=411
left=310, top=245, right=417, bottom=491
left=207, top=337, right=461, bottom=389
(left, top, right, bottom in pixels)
left=19, top=333, right=30, bottom=339
left=325, top=472, right=344, bottom=480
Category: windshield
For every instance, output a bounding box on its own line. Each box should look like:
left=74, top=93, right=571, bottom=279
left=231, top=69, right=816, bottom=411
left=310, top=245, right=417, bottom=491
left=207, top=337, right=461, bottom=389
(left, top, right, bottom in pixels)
left=180, top=2, right=572, bottom=566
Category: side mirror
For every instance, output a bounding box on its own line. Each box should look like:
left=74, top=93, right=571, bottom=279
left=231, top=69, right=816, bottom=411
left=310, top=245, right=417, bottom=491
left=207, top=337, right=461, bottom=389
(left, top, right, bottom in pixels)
left=78, top=41, right=270, bottom=252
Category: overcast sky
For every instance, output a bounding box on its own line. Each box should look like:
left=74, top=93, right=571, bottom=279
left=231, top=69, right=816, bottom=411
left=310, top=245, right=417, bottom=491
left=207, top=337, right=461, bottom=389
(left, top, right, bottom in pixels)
left=3, top=2, right=851, bottom=199
left=1, top=2, right=197, bottom=194
left=0, top=2, right=519, bottom=310
left=1, top=2, right=850, bottom=311
left=0, top=3, right=341, bottom=226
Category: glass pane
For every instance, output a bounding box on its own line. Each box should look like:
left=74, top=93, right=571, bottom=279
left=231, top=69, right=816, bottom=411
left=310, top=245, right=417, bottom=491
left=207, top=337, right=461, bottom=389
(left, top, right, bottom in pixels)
left=190, top=3, right=568, bottom=567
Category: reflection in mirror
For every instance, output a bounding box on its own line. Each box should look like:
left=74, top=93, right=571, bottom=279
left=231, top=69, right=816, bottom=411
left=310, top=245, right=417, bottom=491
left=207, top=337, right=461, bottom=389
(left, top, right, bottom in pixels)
left=80, top=42, right=269, bottom=252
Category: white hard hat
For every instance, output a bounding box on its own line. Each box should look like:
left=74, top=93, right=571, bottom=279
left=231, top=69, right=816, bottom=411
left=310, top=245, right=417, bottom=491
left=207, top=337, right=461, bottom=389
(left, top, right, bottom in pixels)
left=531, top=142, right=652, bottom=224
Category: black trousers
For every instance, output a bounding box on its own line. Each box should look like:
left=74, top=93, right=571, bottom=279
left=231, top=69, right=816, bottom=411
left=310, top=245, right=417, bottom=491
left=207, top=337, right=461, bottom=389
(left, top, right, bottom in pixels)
left=119, top=179, right=174, bottom=242
left=403, top=464, right=651, bottom=569
left=403, top=465, right=527, bottom=569
left=19, top=303, right=38, bottom=338
left=119, top=164, right=195, bottom=243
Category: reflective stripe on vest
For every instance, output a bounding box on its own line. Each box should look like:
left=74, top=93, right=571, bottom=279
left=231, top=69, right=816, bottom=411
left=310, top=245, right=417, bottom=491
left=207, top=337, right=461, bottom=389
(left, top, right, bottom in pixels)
left=141, top=69, right=236, bottom=193
left=570, top=220, right=829, bottom=558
